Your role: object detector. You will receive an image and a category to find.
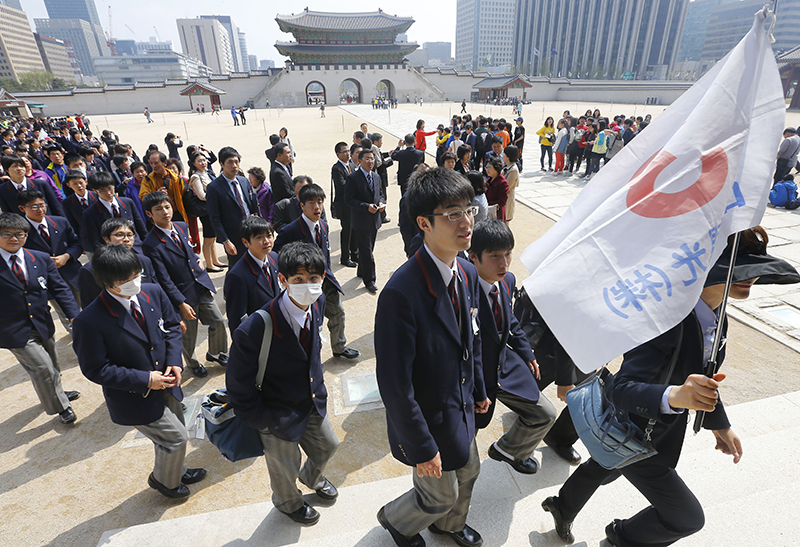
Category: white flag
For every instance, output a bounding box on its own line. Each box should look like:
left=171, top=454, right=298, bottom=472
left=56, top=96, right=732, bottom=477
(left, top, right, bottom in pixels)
left=520, top=10, right=785, bottom=373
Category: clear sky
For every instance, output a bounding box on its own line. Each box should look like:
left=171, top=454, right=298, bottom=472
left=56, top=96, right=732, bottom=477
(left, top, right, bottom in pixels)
left=20, top=0, right=457, bottom=65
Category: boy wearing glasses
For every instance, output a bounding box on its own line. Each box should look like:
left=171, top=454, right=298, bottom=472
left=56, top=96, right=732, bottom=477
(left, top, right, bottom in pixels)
left=83, top=171, right=146, bottom=251
left=0, top=213, right=80, bottom=424
left=375, top=168, right=489, bottom=547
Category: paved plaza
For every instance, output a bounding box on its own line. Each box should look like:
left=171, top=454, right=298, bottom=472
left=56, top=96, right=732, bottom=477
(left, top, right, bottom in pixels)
left=1, top=102, right=799, bottom=547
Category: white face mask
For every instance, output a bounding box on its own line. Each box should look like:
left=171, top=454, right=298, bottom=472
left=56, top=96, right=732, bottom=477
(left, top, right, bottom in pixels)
left=116, top=276, right=141, bottom=297
left=285, top=282, right=323, bottom=307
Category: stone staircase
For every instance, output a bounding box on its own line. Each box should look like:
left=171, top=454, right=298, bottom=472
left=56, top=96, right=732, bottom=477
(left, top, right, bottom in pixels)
left=96, top=391, right=800, bottom=546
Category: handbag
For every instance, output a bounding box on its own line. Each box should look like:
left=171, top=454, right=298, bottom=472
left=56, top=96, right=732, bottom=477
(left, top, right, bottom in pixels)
left=202, top=310, right=273, bottom=462
left=567, top=324, right=683, bottom=470
left=182, top=184, right=207, bottom=217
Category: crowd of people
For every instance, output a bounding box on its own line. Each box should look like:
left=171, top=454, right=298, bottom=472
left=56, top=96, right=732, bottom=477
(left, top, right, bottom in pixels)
left=0, top=103, right=775, bottom=547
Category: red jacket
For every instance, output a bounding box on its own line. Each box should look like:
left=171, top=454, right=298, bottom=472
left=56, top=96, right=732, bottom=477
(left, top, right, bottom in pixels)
left=485, top=174, right=509, bottom=221
left=415, top=129, right=437, bottom=151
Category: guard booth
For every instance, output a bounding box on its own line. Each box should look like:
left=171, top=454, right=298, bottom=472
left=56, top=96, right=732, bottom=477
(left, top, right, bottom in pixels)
left=179, top=81, right=226, bottom=112
left=472, top=75, right=531, bottom=101
left=0, top=89, right=35, bottom=117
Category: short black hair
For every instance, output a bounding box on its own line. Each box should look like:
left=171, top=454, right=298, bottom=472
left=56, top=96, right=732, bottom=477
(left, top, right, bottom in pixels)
left=371, top=132, right=383, bottom=142
left=112, top=154, right=128, bottom=168
left=269, top=134, right=281, bottom=145
left=64, top=169, right=87, bottom=185
left=503, top=145, right=519, bottom=163
left=470, top=219, right=514, bottom=259
left=0, top=212, right=30, bottom=232
left=88, top=171, right=115, bottom=190
left=334, top=141, right=348, bottom=154
left=277, top=241, right=326, bottom=277
left=64, top=153, right=83, bottom=166
left=359, top=148, right=374, bottom=160
left=404, top=133, right=415, bottom=146
left=485, top=156, right=503, bottom=173
left=406, top=167, right=475, bottom=224
left=148, top=150, right=167, bottom=164
left=142, top=191, right=171, bottom=212
left=0, top=154, right=25, bottom=170
left=130, top=161, right=147, bottom=173
left=240, top=216, right=274, bottom=240
left=457, top=144, right=472, bottom=159
left=491, top=135, right=504, bottom=145
left=18, top=190, right=44, bottom=207
left=78, top=146, right=95, bottom=158
left=353, top=130, right=365, bottom=140
left=218, top=146, right=241, bottom=165
left=441, top=152, right=457, bottom=163
left=92, top=244, right=142, bottom=289
left=464, top=170, right=485, bottom=195
left=350, top=143, right=362, bottom=155
left=292, top=175, right=313, bottom=189
left=101, top=218, right=135, bottom=240
left=273, top=143, right=289, bottom=157
left=298, top=183, right=326, bottom=204
left=360, top=138, right=373, bottom=149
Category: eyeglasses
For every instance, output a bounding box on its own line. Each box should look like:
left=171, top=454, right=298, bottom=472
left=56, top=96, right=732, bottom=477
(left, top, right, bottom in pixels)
left=110, top=232, right=135, bottom=240
left=0, top=232, right=28, bottom=239
left=24, top=204, right=47, bottom=211
left=428, top=206, right=480, bottom=222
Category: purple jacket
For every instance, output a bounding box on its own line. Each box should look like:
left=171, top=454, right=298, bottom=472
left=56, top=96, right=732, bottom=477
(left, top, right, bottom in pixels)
left=257, top=182, right=274, bottom=222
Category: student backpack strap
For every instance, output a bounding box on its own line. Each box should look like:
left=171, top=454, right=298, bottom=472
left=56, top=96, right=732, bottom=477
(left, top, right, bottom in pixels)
left=253, top=309, right=273, bottom=391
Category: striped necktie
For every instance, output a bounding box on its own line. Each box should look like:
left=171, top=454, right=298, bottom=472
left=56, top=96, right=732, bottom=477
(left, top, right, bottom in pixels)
left=130, top=300, right=146, bottom=331
left=10, top=255, right=26, bottom=288
left=111, top=203, right=120, bottom=218
left=38, top=224, right=51, bottom=248
left=490, top=286, right=503, bottom=333
left=447, top=274, right=460, bottom=328
left=298, top=315, right=312, bottom=357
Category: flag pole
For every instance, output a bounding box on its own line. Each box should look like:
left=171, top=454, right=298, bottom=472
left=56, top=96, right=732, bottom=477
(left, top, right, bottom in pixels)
left=693, top=231, right=740, bottom=434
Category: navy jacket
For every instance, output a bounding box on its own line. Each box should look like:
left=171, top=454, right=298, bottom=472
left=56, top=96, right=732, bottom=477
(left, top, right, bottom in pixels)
left=142, top=221, right=215, bottom=309
left=78, top=251, right=157, bottom=310
left=23, top=215, right=83, bottom=289
left=227, top=295, right=327, bottom=442
left=330, top=161, right=348, bottom=219
left=62, top=190, right=98, bottom=252
left=0, top=178, right=65, bottom=217
left=475, top=273, right=539, bottom=429
left=344, top=169, right=382, bottom=232
left=223, top=250, right=280, bottom=333
left=83, top=197, right=147, bottom=251
left=612, top=310, right=729, bottom=468
left=391, top=146, right=424, bottom=189
left=205, top=173, right=258, bottom=256
left=0, top=248, right=79, bottom=349
left=273, top=216, right=342, bottom=293
left=73, top=285, right=183, bottom=426
left=269, top=162, right=294, bottom=203
left=375, top=249, right=486, bottom=471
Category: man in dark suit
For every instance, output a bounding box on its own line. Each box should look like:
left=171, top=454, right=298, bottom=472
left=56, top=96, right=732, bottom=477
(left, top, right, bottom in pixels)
left=61, top=170, right=97, bottom=254
left=223, top=217, right=280, bottom=334
left=543, top=227, right=798, bottom=547
left=73, top=245, right=206, bottom=499
left=78, top=218, right=158, bottom=309
left=142, top=192, right=228, bottom=378
left=331, top=142, right=357, bottom=267
left=0, top=213, right=80, bottom=425
left=205, top=146, right=258, bottom=267
left=375, top=168, right=489, bottom=547
left=272, top=175, right=321, bottom=233
left=83, top=172, right=146, bottom=251
left=469, top=219, right=556, bottom=475
left=269, top=143, right=295, bottom=203
left=227, top=242, right=340, bottom=525
left=0, top=155, right=65, bottom=216
left=274, top=184, right=359, bottom=359
left=391, top=134, right=425, bottom=196
left=344, top=148, right=384, bottom=293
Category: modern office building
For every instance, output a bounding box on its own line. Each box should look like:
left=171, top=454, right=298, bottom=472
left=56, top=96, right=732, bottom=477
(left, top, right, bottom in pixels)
left=238, top=31, right=249, bottom=71
left=34, top=33, right=76, bottom=81
left=701, top=0, right=764, bottom=62
left=43, top=0, right=102, bottom=27
left=455, top=0, right=516, bottom=70
left=35, top=17, right=109, bottom=76
left=177, top=17, right=234, bottom=74
left=0, top=0, right=23, bottom=10
left=423, top=42, right=452, bottom=63
left=675, top=0, right=736, bottom=62
left=93, top=50, right=211, bottom=84
left=0, top=5, right=46, bottom=81
left=513, top=0, right=688, bottom=80
left=773, top=0, right=800, bottom=54
left=259, top=59, right=275, bottom=69
left=114, top=39, right=173, bottom=57
left=248, top=54, right=258, bottom=71
left=200, top=15, right=245, bottom=72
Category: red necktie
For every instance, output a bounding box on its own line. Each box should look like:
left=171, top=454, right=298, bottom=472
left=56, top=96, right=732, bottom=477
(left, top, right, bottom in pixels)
left=10, top=255, right=26, bottom=288
left=490, top=286, right=503, bottom=333
left=171, top=231, right=184, bottom=253
left=80, top=197, right=88, bottom=209
left=262, top=264, right=271, bottom=281
left=448, top=274, right=460, bottom=328
left=314, top=225, right=322, bottom=248
left=298, top=315, right=312, bottom=357
left=38, top=224, right=51, bottom=248
left=130, top=301, right=146, bottom=330
left=112, top=203, right=120, bottom=218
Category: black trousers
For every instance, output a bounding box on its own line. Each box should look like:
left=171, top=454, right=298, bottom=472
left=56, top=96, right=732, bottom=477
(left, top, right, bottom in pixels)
left=540, top=145, right=553, bottom=169
left=774, top=157, right=793, bottom=183
left=353, top=226, right=377, bottom=284
left=558, top=458, right=704, bottom=547
left=535, top=345, right=588, bottom=448
left=338, top=207, right=357, bottom=263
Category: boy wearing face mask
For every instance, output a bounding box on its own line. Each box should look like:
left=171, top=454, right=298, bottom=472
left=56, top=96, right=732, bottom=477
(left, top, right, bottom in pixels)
left=73, top=244, right=207, bottom=499
left=227, top=241, right=340, bottom=526
left=273, top=183, right=358, bottom=359
left=141, top=191, right=228, bottom=378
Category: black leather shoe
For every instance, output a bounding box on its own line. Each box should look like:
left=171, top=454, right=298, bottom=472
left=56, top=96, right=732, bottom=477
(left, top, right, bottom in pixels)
left=59, top=407, right=77, bottom=424
left=382, top=217, right=392, bottom=224
left=341, top=259, right=357, bottom=268
left=65, top=390, right=80, bottom=401
left=190, top=364, right=208, bottom=378
left=545, top=441, right=582, bottom=465
left=181, top=468, right=207, bottom=484
left=488, top=443, right=538, bottom=474
left=605, top=519, right=622, bottom=546
left=542, top=496, right=574, bottom=544
left=313, top=478, right=338, bottom=500
left=333, top=347, right=360, bottom=359
left=428, top=523, right=483, bottom=547
left=206, top=352, right=228, bottom=367
left=148, top=473, right=190, bottom=499
left=366, top=283, right=379, bottom=294
left=283, top=502, right=319, bottom=525
left=377, top=507, right=425, bottom=547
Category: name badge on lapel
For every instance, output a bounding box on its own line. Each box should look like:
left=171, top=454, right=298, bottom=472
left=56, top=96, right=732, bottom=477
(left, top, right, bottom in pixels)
left=471, top=307, right=479, bottom=336
left=38, top=276, right=47, bottom=290
left=157, top=318, right=169, bottom=333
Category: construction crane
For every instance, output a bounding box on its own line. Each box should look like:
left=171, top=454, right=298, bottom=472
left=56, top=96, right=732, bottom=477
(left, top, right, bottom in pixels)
left=106, top=5, right=116, bottom=55
left=124, top=24, right=137, bottom=37
left=153, top=26, right=161, bottom=42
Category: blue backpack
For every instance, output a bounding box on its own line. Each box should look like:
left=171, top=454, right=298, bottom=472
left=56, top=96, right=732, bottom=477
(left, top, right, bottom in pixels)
left=769, top=179, right=798, bottom=208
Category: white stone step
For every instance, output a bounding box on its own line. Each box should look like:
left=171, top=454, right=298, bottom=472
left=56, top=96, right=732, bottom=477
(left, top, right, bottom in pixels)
left=97, top=391, right=800, bottom=547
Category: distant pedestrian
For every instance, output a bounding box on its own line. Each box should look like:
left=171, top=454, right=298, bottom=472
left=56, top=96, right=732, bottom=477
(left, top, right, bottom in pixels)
left=461, top=99, right=467, bottom=114
left=144, top=107, right=153, bottom=124
left=231, top=106, right=240, bottom=126
left=238, top=107, right=247, bottom=126
left=320, top=104, right=326, bottom=118
left=200, top=104, right=205, bottom=114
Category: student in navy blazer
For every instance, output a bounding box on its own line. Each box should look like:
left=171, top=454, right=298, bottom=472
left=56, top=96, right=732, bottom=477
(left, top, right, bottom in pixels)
left=223, top=217, right=280, bottom=334
left=73, top=245, right=206, bottom=499
left=60, top=170, right=97, bottom=253
left=344, top=148, right=384, bottom=292
left=0, top=213, right=80, bottom=425
left=1, top=155, right=65, bottom=217
left=205, top=147, right=258, bottom=266
left=274, top=184, right=358, bottom=359
left=227, top=242, right=340, bottom=525
left=83, top=172, right=146, bottom=251
left=469, top=219, right=556, bottom=476
left=375, top=169, right=489, bottom=547
left=142, top=192, right=227, bottom=378
left=78, top=218, right=158, bottom=309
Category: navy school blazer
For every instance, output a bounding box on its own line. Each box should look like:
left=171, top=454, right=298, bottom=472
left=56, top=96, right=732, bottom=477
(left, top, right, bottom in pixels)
left=23, top=215, right=83, bottom=289
left=73, top=284, right=183, bottom=426
left=62, top=190, right=98, bottom=252
left=83, top=197, right=147, bottom=251
left=0, top=178, right=65, bottom=217
left=375, top=249, right=486, bottom=471
left=78, top=250, right=157, bottom=310
left=223, top=250, right=281, bottom=333
left=273, top=216, right=342, bottom=293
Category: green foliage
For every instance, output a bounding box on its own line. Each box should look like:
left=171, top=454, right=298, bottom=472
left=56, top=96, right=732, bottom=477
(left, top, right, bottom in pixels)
left=0, top=71, right=74, bottom=92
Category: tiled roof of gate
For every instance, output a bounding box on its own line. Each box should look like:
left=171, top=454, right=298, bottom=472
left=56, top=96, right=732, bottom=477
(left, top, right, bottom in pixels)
left=276, top=9, right=413, bottom=31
